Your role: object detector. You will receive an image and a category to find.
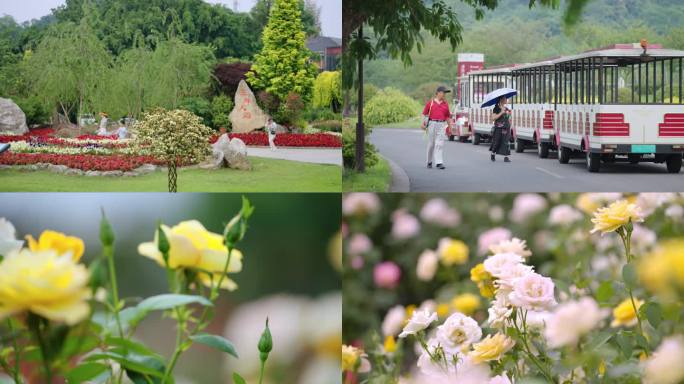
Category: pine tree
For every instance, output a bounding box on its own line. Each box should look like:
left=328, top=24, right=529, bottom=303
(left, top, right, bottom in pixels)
left=247, top=0, right=317, bottom=103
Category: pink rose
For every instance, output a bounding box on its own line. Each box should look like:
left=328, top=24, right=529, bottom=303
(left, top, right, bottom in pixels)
left=509, top=272, right=557, bottom=311
left=374, top=261, right=402, bottom=289
left=391, top=210, right=420, bottom=239
left=478, top=227, right=512, bottom=255
left=348, top=233, right=372, bottom=255
left=510, top=194, right=547, bottom=223
left=420, top=198, right=461, bottom=227
left=342, top=193, right=380, bottom=216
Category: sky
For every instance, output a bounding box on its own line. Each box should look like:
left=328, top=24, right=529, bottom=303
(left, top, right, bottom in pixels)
left=0, top=0, right=341, bottom=37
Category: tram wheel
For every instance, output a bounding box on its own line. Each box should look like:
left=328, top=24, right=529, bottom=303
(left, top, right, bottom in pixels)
left=586, top=151, right=601, bottom=172
left=459, top=136, right=468, bottom=143
left=558, top=146, right=571, bottom=164
left=538, top=142, right=550, bottom=158
left=666, top=154, right=683, bottom=173
left=515, top=138, right=525, bottom=153
left=628, top=154, right=641, bottom=164
left=473, top=133, right=481, bottom=145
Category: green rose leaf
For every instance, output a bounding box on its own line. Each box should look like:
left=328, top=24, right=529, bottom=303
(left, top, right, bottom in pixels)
left=615, top=332, right=633, bottom=359
left=233, top=372, right=247, bottom=384
left=622, top=264, right=638, bottom=288
left=190, top=333, right=239, bottom=358
left=137, top=294, right=213, bottom=311
left=65, top=362, right=108, bottom=383
left=643, top=302, right=662, bottom=329
left=596, top=281, right=614, bottom=302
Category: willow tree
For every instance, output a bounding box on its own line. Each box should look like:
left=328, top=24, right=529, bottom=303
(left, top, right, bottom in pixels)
left=25, top=20, right=112, bottom=123
left=247, top=0, right=317, bottom=103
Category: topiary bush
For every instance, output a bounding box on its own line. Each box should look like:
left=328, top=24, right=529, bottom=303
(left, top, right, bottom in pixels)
left=364, top=87, right=421, bottom=125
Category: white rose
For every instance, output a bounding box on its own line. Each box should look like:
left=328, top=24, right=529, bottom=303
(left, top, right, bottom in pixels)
left=487, top=293, right=513, bottom=329
left=0, top=218, right=23, bottom=257
left=489, top=237, right=532, bottom=258
left=416, top=249, right=439, bottom=281
left=382, top=305, right=406, bottom=337
left=392, top=210, right=421, bottom=239
left=399, top=309, right=437, bottom=338
left=548, top=204, right=583, bottom=226
left=509, top=272, right=557, bottom=311
left=664, top=205, right=683, bottom=221
left=545, top=297, right=604, bottom=348
left=483, top=252, right=525, bottom=278
left=489, top=374, right=513, bottom=384
left=494, top=262, right=534, bottom=294
left=416, top=337, right=457, bottom=378
left=644, top=335, right=684, bottom=384
left=435, top=312, right=482, bottom=353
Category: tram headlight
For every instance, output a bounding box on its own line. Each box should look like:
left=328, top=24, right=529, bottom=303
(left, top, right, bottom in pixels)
left=602, top=144, right=617, bottom=153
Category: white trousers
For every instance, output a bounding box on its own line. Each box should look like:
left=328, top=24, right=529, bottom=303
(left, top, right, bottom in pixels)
left=426, top=121, right=447, bottom=165
left=268, top=133, right=277, bottom=150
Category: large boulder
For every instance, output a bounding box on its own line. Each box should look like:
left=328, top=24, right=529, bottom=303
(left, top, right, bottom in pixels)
left=203, top=134, right=251, bottom=170
left=229, top=80, right=267, bottom=133
left=0, top=98, right=28, bottom=135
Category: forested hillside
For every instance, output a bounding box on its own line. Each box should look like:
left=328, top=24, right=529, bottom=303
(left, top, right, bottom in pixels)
left=364, top=0, right=684, bottom=95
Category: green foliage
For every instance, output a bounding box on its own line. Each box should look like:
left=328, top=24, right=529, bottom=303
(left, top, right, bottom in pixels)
left=364, top=87, right=421, bottom=125
left=312, top=71, right=342, bottom=112
left=276, top=93, right=307, bottom=128
left=178, top=97, right=212, bottom=126
left=247, top=0, right=318, bottom=103
left=211, top=95, right=234, bottom=129
left=343, top=129, right=379, bottom=170
left=189, top=334, right=238, bottom=358
left=15, top=96, right=50, bottom=126
left=303, top=107, right=340, bottom=122
left=250, top=0, right=321, bottom=38
left=410, top=82, right=443, bottom=104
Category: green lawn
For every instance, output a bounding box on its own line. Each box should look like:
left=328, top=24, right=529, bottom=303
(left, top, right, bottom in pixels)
left=342, top=157, right=391, bottom=192
left=0, top=157, right=341, bottom=192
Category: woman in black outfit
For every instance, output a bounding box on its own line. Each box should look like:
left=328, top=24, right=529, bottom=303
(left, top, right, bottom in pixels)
left=489, top=96, right=511, bottom=162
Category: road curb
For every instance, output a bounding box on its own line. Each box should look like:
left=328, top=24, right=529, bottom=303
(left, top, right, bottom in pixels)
left=382, top=155, right=410, bottom=192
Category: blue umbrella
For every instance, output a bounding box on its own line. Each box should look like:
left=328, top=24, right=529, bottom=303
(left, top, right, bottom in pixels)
left=481, top=87, right=517, bottom=108
left=0, top=143, right=10, bottom=155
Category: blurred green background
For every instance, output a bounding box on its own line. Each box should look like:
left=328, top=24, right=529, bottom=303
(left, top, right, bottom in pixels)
left=0, top=193, right=341, bottom=383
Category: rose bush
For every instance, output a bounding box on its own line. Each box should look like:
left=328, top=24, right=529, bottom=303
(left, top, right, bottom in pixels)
left=343, top=193, right=684, bottom=384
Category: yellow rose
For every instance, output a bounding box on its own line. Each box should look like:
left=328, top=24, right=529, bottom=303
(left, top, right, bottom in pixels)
left=470, top=333, right=515, bottom=363
left=26, top=230, right=85, bottom=261
left=438, top=238, right=469, bottom=266
left=138, top=220, right=243, bottom=291
left=342, top=344, right=361, bottom=371
left=591, top=200, right=644, bottom=234
left=477, top=281, right=496, bottom=298
left=611, top=298, right=643, bottom=327
left=640, top=239, right=684, bottom=296
left=470, top=263, right=491, bottom=283
left=576, top=193, right=599, bottom=214
left=451, top=293, right=481, bottom=315
left=383, top=335, right=397, bottom=353
left=436, top=303, right=451, bottom=318
left=0, top=249, right=90, bottom=325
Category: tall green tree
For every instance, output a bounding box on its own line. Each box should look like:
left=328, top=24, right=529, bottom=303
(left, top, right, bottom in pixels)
left=247, top=0, right=317, bottom=102
left=250, top=0, right=321, bottom=38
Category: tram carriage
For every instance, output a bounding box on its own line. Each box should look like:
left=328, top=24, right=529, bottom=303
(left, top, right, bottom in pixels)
left=464, top=66, right=516, bottom=146
left=548, top=43, right=684, bottom=173
left=451, top=75, right=472, bottom=142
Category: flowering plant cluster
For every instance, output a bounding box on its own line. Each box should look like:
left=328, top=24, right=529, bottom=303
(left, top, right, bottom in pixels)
left=342, top=193, right=684, bottom=384
left=0, top=152, right=166, bottom=171
left=0, top=197, right=274, bottom=383
left=210, top=132, right=342, bottom=148
left=0, top=128, right=54, bottom=143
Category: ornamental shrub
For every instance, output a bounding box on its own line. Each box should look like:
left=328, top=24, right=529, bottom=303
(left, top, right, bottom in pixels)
left=133, top=108, right=214, bottom=192
left=178, top=97, right=212, bottom=127
left=343, top=129, right=378, bottom=170
left=312, top=71, right=342, bottom=112
left=211, top=95, right=234, bottom=129
left=364, top=87, right=421, bottom=125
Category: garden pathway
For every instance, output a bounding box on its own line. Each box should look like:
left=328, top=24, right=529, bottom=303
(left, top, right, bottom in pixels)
left=246, top=147, right=342, bottom=166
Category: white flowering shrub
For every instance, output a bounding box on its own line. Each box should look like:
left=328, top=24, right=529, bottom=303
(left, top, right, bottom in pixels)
left=342, top=193, right=684, bottom=384
left=133, top=108, right=214, bottom=191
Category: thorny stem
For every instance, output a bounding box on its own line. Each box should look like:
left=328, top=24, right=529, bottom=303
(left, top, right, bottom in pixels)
left=29, top=317, right=52, bottom=384
left=619, top=228, right=648, bottom=356
left=513, top=310, right=554, bottom=382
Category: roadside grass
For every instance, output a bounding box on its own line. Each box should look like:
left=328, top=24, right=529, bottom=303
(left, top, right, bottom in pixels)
left=342, top=157, right=391, bottom=192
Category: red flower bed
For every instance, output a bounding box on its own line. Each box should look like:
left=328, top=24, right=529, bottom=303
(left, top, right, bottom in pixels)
left=0, top=153, right=164, bottom=172
left=76, top=134, right=119, bottom=141
left=33, top=137, right=126, bottom=149
left=209, top=133, right=341, bottom=147
left=0, top=127, right=55, bottom=143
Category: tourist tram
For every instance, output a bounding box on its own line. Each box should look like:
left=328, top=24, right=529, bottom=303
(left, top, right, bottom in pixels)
left=460, top=65, right=516, bottom=145
left=455, top=43, right=684, bottom=173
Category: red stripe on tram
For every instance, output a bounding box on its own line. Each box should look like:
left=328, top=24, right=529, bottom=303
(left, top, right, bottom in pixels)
left=593, top=113, right=630, bottom=136
left=659, top=113, right=684, bottom=137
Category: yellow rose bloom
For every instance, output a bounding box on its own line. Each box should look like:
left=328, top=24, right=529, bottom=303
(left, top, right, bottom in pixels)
left=342, top=344, right=361, bottom=371
left=138, top=220, right=243, bottom=291
left=0, top=249, right=91, bottom=325
left=470, top=333, right=515, bottom=363
left=436, top=303, right=451, bottom=318
left=590, top=200, right=644, bottom=235
left=438, top=239, right=469, bottom=266
left=477, top=281, right=496, bottom=298
left=26, top=230, right=85, bottom=261
left=611, top=298, right=643, bottom=327
left=576, top=193, right=599, bottom=214
left=383, top=335, right=397, bottom=353
left=470, top=263, right=491, bottom=283
left=451, top=293, right=481, bottom=315
left=640, top=239, right=684, bottom=296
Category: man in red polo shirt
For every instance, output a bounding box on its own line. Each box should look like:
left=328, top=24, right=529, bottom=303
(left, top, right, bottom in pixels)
left=421, top=86, right=453, bottom=169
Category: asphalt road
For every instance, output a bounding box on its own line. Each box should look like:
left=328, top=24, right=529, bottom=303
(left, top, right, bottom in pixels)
left=369, top=128, right=684, bottom=192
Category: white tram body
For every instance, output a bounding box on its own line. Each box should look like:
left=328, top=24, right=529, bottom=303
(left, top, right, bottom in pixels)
left=549, top=44, right=684, bottom=172
left=464, top=66, right=515, bottom=146
left=451, top=75, right=472, bottom=142
left=456, top=43, right=684, bottom=172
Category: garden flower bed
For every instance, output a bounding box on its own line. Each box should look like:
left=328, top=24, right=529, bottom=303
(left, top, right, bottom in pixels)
left=211, top=132, right=342, bottom=148
left=0, top=152, right=165, bottom=171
